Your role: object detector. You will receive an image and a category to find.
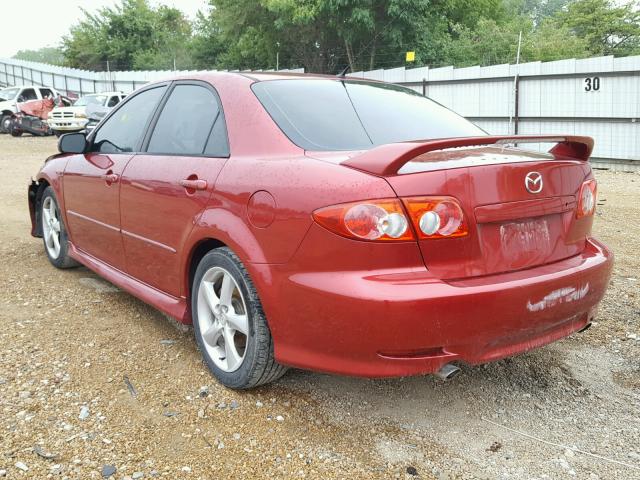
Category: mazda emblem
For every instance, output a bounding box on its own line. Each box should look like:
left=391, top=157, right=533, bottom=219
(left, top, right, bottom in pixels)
left=525, top=172, right=543, bottom=194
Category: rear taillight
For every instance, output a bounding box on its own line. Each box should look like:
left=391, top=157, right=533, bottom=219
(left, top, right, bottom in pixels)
left=577, top=179, right=597, bottom=218
left=403, top=197, right=468, bottom=239
left=312, top=196, right=468, bottom=242
left=313, top=199, right=413, bottom=241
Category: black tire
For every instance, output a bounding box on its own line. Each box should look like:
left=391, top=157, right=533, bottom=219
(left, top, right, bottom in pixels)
left=53, top=130, right=62, bottom=138
left=0, top=114, right=11, bottom=133
left=40, top=186, right=79, bottom=269
left=10, top=123, right=23, bottom=137
left=192, top=247, right=287, bottom=389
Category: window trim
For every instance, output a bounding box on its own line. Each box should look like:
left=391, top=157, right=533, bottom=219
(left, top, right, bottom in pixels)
left=87, top=82, right=171, bottom=154
left=141, top=80, right=230, bottom=159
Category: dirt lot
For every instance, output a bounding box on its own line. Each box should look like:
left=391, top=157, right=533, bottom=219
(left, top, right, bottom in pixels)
left=0, top=135, right=638, bottom=480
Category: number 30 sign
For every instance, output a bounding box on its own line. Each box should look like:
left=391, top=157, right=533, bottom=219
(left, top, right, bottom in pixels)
left=584, top=77, right=601, bottom=91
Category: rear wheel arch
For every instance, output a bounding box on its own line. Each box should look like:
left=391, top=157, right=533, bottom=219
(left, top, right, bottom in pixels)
left=186, top=238, right=228, bottom=302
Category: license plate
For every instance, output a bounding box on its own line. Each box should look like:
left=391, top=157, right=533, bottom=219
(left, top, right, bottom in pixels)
left=500, top=218, right=551, bottom=262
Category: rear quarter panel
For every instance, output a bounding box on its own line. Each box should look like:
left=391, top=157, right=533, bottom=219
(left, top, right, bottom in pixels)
left=191, top=154, right=397, bottom=263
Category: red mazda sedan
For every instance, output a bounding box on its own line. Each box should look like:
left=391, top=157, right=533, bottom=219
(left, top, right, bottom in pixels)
left=28, top=72, right=613, bottom=389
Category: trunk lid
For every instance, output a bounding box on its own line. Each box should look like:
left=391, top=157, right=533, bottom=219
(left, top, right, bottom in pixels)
left=334, top=136, right=595, bottom=280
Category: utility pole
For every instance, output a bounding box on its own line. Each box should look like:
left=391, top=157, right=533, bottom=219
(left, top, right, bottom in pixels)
left=509, top=31, right=523, bottom=135
left=106, top=60, right=111, bottom=93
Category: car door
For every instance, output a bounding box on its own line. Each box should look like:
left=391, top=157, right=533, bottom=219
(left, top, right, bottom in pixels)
left=63, top=85, right=168, bottom=271
left=119, top=81, right=230, bottom=297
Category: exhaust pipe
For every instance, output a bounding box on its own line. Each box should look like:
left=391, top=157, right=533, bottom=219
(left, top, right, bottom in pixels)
left=434, top=363, right=461, bottom=380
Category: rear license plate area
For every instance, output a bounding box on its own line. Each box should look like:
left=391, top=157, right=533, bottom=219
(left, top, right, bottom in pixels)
left=499, top=218, right=551, bottom=266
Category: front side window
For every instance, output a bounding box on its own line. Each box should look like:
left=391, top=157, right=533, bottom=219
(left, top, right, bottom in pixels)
left=252, top=79, right=484, bottom=151
left=18, top=88, right=37, bottom=102
left=92, top=86, right=166, bottom=154
left=39, top=88, right=54, bottom=98
left=147, top=84, right=228, bottom=156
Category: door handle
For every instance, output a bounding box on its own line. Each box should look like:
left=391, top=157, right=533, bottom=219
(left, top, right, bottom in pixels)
left=179, top=179, right=208, bottom=191
left=100, top=173, right=119, bottom=184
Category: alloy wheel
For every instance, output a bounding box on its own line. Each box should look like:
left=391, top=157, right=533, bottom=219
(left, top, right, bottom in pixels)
left=196, top=267, right=249, bottom=372
left=42, top=196, right=61, bottom=259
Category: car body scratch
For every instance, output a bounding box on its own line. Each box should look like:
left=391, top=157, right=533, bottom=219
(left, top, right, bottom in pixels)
left=527, top=283, right=590, bottom=312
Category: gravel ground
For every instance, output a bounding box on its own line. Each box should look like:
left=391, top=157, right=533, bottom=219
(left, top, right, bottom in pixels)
left=0, top=135, right=638, bottom=480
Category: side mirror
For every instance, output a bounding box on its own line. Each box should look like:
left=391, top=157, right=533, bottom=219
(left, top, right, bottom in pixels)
left=58, top=132, right=88, bottom=154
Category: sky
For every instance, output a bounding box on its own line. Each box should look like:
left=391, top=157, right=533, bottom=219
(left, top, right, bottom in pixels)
left=0, top=0, right=209, bottom=58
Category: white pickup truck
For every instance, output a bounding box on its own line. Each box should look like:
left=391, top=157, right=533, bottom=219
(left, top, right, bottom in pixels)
left=47, top=92, right=125, bottom=135
left=0, top=85, right=61, bottom=133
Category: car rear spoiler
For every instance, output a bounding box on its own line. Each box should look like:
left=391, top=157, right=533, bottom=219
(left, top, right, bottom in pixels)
left=341, top=135, right=594, bottom=176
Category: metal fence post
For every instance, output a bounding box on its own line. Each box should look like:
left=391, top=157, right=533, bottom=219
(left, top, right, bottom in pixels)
left=514, top=75, right=520, bottom=135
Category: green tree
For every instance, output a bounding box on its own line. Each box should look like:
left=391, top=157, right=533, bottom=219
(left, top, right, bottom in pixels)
left=198, top=0, right=479, bottom=73
left=555, top=0, right=640, bottom=56
left=324, top=0, right=433, bottom=72
left=13, top=47, right=65, bottom=65
left=57, top=0, right=640, bottom=74
left=440, top=17, right=531, bottom=66
left=190, top=10, right=226, bottom=69
left=523, top=20, right=590, bottom=61
left=62, top=0, right=194, bottom=70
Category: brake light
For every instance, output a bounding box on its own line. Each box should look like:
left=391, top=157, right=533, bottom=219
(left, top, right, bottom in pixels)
left=577, top=179, right=597, bottom=218
left=313, top=199, right=414, bottom=241
left=313, top=196, right=468, bottom=241
left=402, top=197, right=468, bottom=239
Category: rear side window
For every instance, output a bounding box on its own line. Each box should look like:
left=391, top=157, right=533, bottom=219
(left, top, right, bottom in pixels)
left=107, top=96, right=120, bottom=107
left=147, top=84, right=228, bottom=156
left=92, top=86, right=166, bottom=154
left=252, top=80, right=484, bottom=151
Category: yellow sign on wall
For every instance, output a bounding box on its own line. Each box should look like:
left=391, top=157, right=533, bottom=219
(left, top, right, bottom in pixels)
left=406, top=51, right=416, bottom=62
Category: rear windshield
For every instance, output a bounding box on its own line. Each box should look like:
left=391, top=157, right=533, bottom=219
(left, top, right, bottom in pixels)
left=252, top=79, right=484, bottom=151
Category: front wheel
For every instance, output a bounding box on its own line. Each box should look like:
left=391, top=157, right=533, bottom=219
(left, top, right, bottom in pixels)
left=10, top=120, right=23, bottom=137
left=40, top=187, right=78, bottom=269
left=192, top=247, right=287, bottom=389
left=0, top=115, right=12, bottom=133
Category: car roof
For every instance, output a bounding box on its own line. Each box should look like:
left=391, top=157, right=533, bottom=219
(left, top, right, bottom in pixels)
left=154, top=70, right=383, bottom=85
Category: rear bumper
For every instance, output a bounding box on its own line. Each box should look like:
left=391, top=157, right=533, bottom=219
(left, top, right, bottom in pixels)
left=257, top=236, right=613, bottom=377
